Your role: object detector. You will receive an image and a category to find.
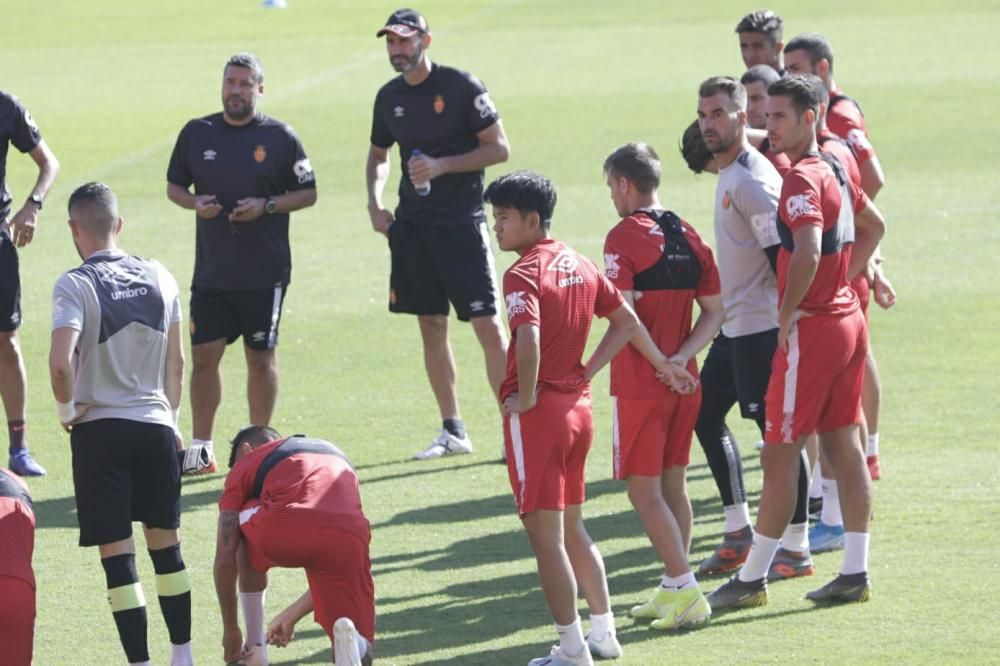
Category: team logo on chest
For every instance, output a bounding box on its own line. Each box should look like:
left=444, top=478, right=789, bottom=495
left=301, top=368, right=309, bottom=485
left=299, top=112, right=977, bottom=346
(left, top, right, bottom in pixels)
left=548, top=250, right=584, bottom=287
left=722, top=192, right=732, bottom=209
left=254, top=145, right=267, bottom=163
left=434, top=95, right=445, bottom=114
left=203, top=149, right=217, bottom=161
left=394, top=105, right=405, bottom=118
left=785, top=193, right=816, bottom=221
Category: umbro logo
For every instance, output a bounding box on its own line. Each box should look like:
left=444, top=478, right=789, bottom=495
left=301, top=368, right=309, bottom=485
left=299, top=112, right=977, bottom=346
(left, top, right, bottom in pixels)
left=394, top=106, right=405, bottom=118
left=470, top=300, right=485, bottom=312
left=203, top=149, right=217, bottom=161
left=546, top=250, right=579, bottom=274
left=252, top=331, right=266, bottom=343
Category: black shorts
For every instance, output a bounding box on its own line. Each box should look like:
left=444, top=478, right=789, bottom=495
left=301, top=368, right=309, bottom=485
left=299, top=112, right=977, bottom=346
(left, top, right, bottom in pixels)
left=699, top=329, right=777, bottom=421
left=71, top=419, right=181, bottom=547
left=387, top=219, right=498, bottom=321
left=190, top=284, right=287, bottom=350
left=0, top=228, right=21, bottom=332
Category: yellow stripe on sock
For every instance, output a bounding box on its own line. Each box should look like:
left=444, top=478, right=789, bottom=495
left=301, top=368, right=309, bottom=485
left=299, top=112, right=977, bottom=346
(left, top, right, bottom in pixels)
left=155, top=569, right=191, bottom=597
left=108, top=582, right=146, bottom=612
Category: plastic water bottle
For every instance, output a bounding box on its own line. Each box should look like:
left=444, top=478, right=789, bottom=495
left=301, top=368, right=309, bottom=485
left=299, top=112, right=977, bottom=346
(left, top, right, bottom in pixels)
left=411, top=148, right=432, bottom=196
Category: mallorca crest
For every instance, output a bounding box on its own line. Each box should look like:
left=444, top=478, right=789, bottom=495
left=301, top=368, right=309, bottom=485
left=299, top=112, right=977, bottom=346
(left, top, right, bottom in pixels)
left=254, top=144, right=267, bottom=163
left=434, top=95, right=445, bottom=114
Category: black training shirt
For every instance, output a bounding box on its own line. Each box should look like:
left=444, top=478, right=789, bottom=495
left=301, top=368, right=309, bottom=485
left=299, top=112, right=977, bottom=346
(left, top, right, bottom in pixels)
left=0, top=92, right=42, bottom=221
left=167, top=112, right=315, bottom=290
left=371, top=63, right=500, bottom=226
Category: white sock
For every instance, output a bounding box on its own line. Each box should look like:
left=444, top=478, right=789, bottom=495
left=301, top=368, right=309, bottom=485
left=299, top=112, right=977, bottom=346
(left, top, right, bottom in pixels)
left=809, top=463, right=823, bottom=499
left=841, top=532, right=870, bottom=575
left=738, top=533, right=780, bottom=582
left=192, top=437, right=214, bottom=455
left=723, top=503, right=752, bottom=533
left=356, top=634, right=369, bottom=659
left=589, top=610, right=614, bottom=641
left=171, top=641, right=194, bottom=666
left=781, top=522, right=809, bottom=553
left=820, top=478, right=843, bottom=527
left=240, top=590, right=266, bottom=647
left=659, top=571, right=697, bottom=590
left=867, top=433, right=879, bottom=456
left=555, top=617, right=585, bottom=657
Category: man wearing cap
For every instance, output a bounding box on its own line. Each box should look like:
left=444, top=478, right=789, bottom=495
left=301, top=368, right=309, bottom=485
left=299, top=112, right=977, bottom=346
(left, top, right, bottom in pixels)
left=366, top=9, right=511, bottom=461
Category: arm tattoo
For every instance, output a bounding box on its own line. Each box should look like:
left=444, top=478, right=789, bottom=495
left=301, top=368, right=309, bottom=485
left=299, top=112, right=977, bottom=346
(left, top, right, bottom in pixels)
left=219, top=512, right=239, bottom=548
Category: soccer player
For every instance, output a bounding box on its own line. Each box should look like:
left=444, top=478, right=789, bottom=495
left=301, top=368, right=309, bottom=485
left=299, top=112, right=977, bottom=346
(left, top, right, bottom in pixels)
left=0, top=466, right=35, bottom=666
left=167, top=53, right=317, bottom=471
left=489, top=170, right=654, bottom=664
left=367, top=9, right=510, bottom=460
left=735, top=10, right=785, bottom=73
left=214, top=426, right=374, bottom=666
left=694, top=77, right=814, bottom=581
left=740, top=65, right=791, bottom=175
left=0, top=90, right=59, bottom=477
left=679, top=120, right=716, bottom=175
left=708, top=75, right=885, bottom=610
left=602, top=143, right=723, bottom=630
left=49, top=183, right=192, bottom=664
left=784, top=33, right=885, bottom=200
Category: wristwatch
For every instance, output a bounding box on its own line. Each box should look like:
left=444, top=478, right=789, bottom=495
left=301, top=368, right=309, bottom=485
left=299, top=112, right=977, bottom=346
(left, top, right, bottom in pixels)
left=265, top=198, right=278, bottom=214
left=29, top=194, right=43, bottom=209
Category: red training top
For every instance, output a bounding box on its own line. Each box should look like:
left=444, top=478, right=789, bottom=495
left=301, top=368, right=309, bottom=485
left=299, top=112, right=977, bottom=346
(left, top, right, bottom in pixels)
left=0, top=467, right=35, bottom=589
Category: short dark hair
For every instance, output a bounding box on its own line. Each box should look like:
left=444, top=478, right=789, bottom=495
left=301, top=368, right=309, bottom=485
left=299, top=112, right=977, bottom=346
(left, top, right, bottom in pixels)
left=767, top=74, right=823, bottom=118
left=603, top=142, right=661, bottom=194
left=699, top=76, right=747, bottom=111
left=67, top=182, right=119, bottom=235
left=680, top=120, right=713, bottom=174
left=741, top=64, right=781, bottom=88
left=735, top=9, right=784, bottom=43
left=228, top=425, right=282, bottom=468
left=483, top=170, right=557, bottom=230
left=784, top=33, right=834, bottom=73
left=225, top=52, right=264, bottom=83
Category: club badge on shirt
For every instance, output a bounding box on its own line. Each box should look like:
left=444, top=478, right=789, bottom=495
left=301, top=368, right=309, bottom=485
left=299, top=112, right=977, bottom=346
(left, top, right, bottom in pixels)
left=254, top=145, right=267, bottom=163
left=434, top=95, right=445, bottom=114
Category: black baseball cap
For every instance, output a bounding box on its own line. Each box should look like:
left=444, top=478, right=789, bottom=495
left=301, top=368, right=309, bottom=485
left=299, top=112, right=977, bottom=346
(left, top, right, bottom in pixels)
left=376, top=8, right=429, bottom=38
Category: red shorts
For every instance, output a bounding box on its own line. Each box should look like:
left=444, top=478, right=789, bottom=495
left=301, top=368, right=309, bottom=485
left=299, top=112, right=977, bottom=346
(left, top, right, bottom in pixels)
left=851, top=274, right=870, bottom=318
left=612, top=392, right=700, bottom=479
left=764, top=309, right=867, bottom=444
left=240, top=517, right=375, bottom=643
left=0, top=575, right=35, bottom=666
left=504, top=390, right=593, bottom=516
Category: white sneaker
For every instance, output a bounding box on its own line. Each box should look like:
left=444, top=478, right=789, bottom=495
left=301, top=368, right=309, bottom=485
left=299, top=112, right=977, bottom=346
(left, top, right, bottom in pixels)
left=237, top=644, right=267, bottom=666
left=528, top=645, right=594, bottom=666
left=413, top=429, right=473, bottom=460
left=333, top=617, right=362, bottom=666
left=586, top=631, right=622, bottom=659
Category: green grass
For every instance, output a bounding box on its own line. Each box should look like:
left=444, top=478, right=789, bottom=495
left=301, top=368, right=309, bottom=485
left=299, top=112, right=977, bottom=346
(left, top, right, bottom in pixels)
left=3, top=0, right=999, bottom=663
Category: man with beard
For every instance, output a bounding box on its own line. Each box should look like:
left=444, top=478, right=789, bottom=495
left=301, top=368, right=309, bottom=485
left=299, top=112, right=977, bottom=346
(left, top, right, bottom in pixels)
left=694, top=77, right=814, bottom=582
left=708, top=75, right=885, bottom=610
left=366, top=9, right=511, bottom=461
left=166, top=53, right=317, bottom=472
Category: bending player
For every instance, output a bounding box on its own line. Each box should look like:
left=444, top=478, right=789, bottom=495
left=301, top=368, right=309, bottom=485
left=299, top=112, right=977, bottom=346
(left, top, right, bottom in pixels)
left=214, top=426, right=374, bottom=666
left=602, top=142, right=723, bottom=630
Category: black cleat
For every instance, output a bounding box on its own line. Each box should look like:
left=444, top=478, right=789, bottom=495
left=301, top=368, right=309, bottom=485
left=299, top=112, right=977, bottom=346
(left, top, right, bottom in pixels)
left=707, top=575, right=768, bottom=611
left=805, top=572, right=871, bottom=603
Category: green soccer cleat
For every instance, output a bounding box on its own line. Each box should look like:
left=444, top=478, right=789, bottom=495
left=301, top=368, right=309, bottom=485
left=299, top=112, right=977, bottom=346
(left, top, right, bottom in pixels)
left=649, top=588, right=712, bottom=631
left=629, top=587, right=674, bottom=620
left=805, top=572, right=872, bottom=603
left=707, top=575, right=768, bottom=611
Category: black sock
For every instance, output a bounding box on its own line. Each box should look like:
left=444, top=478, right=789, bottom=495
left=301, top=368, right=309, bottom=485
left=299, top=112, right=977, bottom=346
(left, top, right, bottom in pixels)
left=101, top=553, right=149, bottom=663
left=443, top=418, right=465, bottom=439
left=792, top=449, right=810, bottom=525
left=149, top=544, right=192, bottom=645
left=8, top=419, right=26, bottom=452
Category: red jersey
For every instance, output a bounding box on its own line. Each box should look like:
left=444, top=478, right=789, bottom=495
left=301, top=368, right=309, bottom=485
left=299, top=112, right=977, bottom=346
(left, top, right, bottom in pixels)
left=500, top=238, right=624, bottom=401
left=603, top=211, right=720, bottom=399
left=219, top=438, right=370, bottom=540
left=777, top=152, right=869, bottom=316
left=827, top=89, right=876, bottom=166
left=760, top=137, right=792, bottom=176
left=818, top=129, right=861, bottom=189
left=0, top=468, right=35, bottom=589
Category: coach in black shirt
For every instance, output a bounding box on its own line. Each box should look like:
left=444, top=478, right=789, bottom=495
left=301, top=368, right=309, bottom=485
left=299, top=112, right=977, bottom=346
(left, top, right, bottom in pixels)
left=167, top=53, right=316, bottom=471
left=367, top=9, right=510, bottom=461
left=0, top=91, right=59, bottom=478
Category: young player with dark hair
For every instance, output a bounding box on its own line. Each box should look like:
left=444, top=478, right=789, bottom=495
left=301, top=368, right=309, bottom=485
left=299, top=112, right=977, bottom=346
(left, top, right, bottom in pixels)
left=735, top=10, right=785, bottom=72
left=488, top=170, right=654, bottom=664
left=709, top=75, right=885, bottom=610
left=602, top=142, right=723, bottom=630
left=50, top=182, right=192, bottom=665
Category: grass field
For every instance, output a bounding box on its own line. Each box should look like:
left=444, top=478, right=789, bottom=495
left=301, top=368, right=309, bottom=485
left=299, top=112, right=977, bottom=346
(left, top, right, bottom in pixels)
left=3, top=0, right=999, bottom=663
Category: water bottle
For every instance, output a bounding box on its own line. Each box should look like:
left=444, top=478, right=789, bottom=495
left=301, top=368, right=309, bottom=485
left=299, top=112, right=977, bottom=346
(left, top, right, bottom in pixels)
left=411, top=148, right=432, bottom=196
